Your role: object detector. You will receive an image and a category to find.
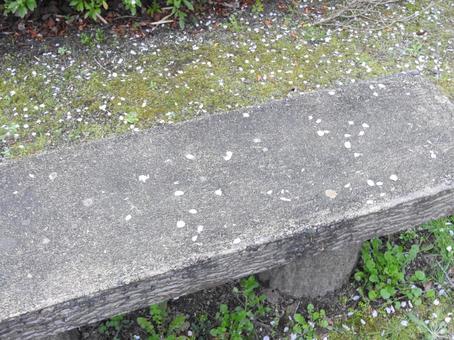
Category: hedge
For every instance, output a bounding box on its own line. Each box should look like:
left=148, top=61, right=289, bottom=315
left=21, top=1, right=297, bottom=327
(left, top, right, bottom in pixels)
left=1, top=0, right=195, bottom=28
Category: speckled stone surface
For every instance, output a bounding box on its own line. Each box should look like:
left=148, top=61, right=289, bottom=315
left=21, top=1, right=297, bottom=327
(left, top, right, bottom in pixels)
left=1, top=73, right=454, bottom=338
left=259, top=242, right=363, bottom=298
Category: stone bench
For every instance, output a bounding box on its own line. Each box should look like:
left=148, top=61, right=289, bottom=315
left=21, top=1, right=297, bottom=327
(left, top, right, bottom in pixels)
left=1, top=72, right=454, bottom=339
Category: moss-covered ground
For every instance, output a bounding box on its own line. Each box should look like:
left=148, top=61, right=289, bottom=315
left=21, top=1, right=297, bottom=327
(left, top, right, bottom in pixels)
left=1, top=0, right=453, bottom=159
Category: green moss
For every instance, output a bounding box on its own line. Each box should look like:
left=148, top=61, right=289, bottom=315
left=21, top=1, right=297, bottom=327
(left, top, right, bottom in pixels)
left=1, top=0, right=453, bottom=158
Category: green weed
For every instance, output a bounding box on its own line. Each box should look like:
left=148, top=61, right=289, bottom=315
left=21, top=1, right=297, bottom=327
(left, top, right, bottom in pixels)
left=209, top=276, right=270, bottom=339
left=125, top=112, right=140, bottom=124
left=354, top=238, right=428, bottom=304
left=166, top=0, right=193, bottom=29
left=98, top=315, right=129, bottom=340
left=251, top=0, right=264, bottom=14
left=291, top=303, right=330, bottom=338
left=136, top=302, right=189, bottom=339
left=226, top=15, right=242, bottom=32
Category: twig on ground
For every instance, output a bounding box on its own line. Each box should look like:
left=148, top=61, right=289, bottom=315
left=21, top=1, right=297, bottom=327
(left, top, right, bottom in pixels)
left=149, top=14, right=174, bottom=26
left=219, top=2, right=240, bottom=9
left=111, top=15, right=137, bottom=21
left=94, top=58, right=110, bottom=73
left=312, top=0, right=400, bottom=27
left=96, top=13, right=108, bottom=24
left=311, top=0, right=436, bottom=33
left=367, top=5, right=430, bottom=32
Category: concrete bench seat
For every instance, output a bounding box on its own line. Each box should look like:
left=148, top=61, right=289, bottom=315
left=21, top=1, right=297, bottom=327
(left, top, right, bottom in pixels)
left=1, top=72, right=454, bottom=339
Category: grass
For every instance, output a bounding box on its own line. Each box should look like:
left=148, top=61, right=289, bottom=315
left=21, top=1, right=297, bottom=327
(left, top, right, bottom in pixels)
left=82, top=216, right=453, bottom=339
left=1, top=0, right=453, bottom=159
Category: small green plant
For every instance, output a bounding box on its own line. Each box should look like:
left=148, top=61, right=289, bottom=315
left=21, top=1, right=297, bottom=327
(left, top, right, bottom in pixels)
left=226, top=15, right=241, bottom=32
left=237, top=275, right=269, bottom=317
left=80, top=29, right=105, bottom=46
left=123, top=0, right=142, bottom=15
left=286, top=0, right=299, bottom=16
left=405, top=1, right=424, bottom=14
left=251, top=0, right=264, bottom=14
left=423, top=218, right=454, bottom=266
left=137, top=302, right=188, bottom=339
left=422, top=217, right=454, bottom=283
left=94, top=28, right=105, bottom=43
left=399, top=229, right=419, bottom=243
left=166, top=0, right=193, bottom=29
left=147, top=0, right=161, bottom=16
left=80, top=32, right=94, bottom=46
left=210, top=303, right=255, bottom=339
left=210, top=276, right=270, bottom=339
left=98, top=315, right=128, bottom=340
left=354, top=238, right=428, bottom=304
left=148, top=80, right=157, bottom=90
left=407, top=41, right=423, bottom=56
left=0, top=147, right=11, bottom=158
left=0, top=123, right=19, bottom=141
left=3, top=0, right=36, bottom=17
left=303, top=25, right=327, bottom=42
left=57, top=47, right=71, bottom=55
left=69, top=0, right=105, bottom=20
left=292, top=303, right=330, bottom=339
left=125, top=112, right=139, bottom=124
left=190, top=313, right=211, bottom=338
left=68, top=0, right=141, bottom=20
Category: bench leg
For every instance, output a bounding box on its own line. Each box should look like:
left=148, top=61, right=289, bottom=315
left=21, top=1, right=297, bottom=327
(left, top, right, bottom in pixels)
left=259, top=242, right=362, bottom=299
left=44, top=329, right=80, bottom=340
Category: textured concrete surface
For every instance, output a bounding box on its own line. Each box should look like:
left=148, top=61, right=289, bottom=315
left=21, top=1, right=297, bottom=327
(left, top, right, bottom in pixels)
left=1, top=73, right=454, bottom=338
left=259, top=243, right=363, bottom=298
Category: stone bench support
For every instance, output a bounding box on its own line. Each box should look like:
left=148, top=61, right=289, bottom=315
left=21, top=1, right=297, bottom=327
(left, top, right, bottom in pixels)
left=260, top=242, right=363, bottom=298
